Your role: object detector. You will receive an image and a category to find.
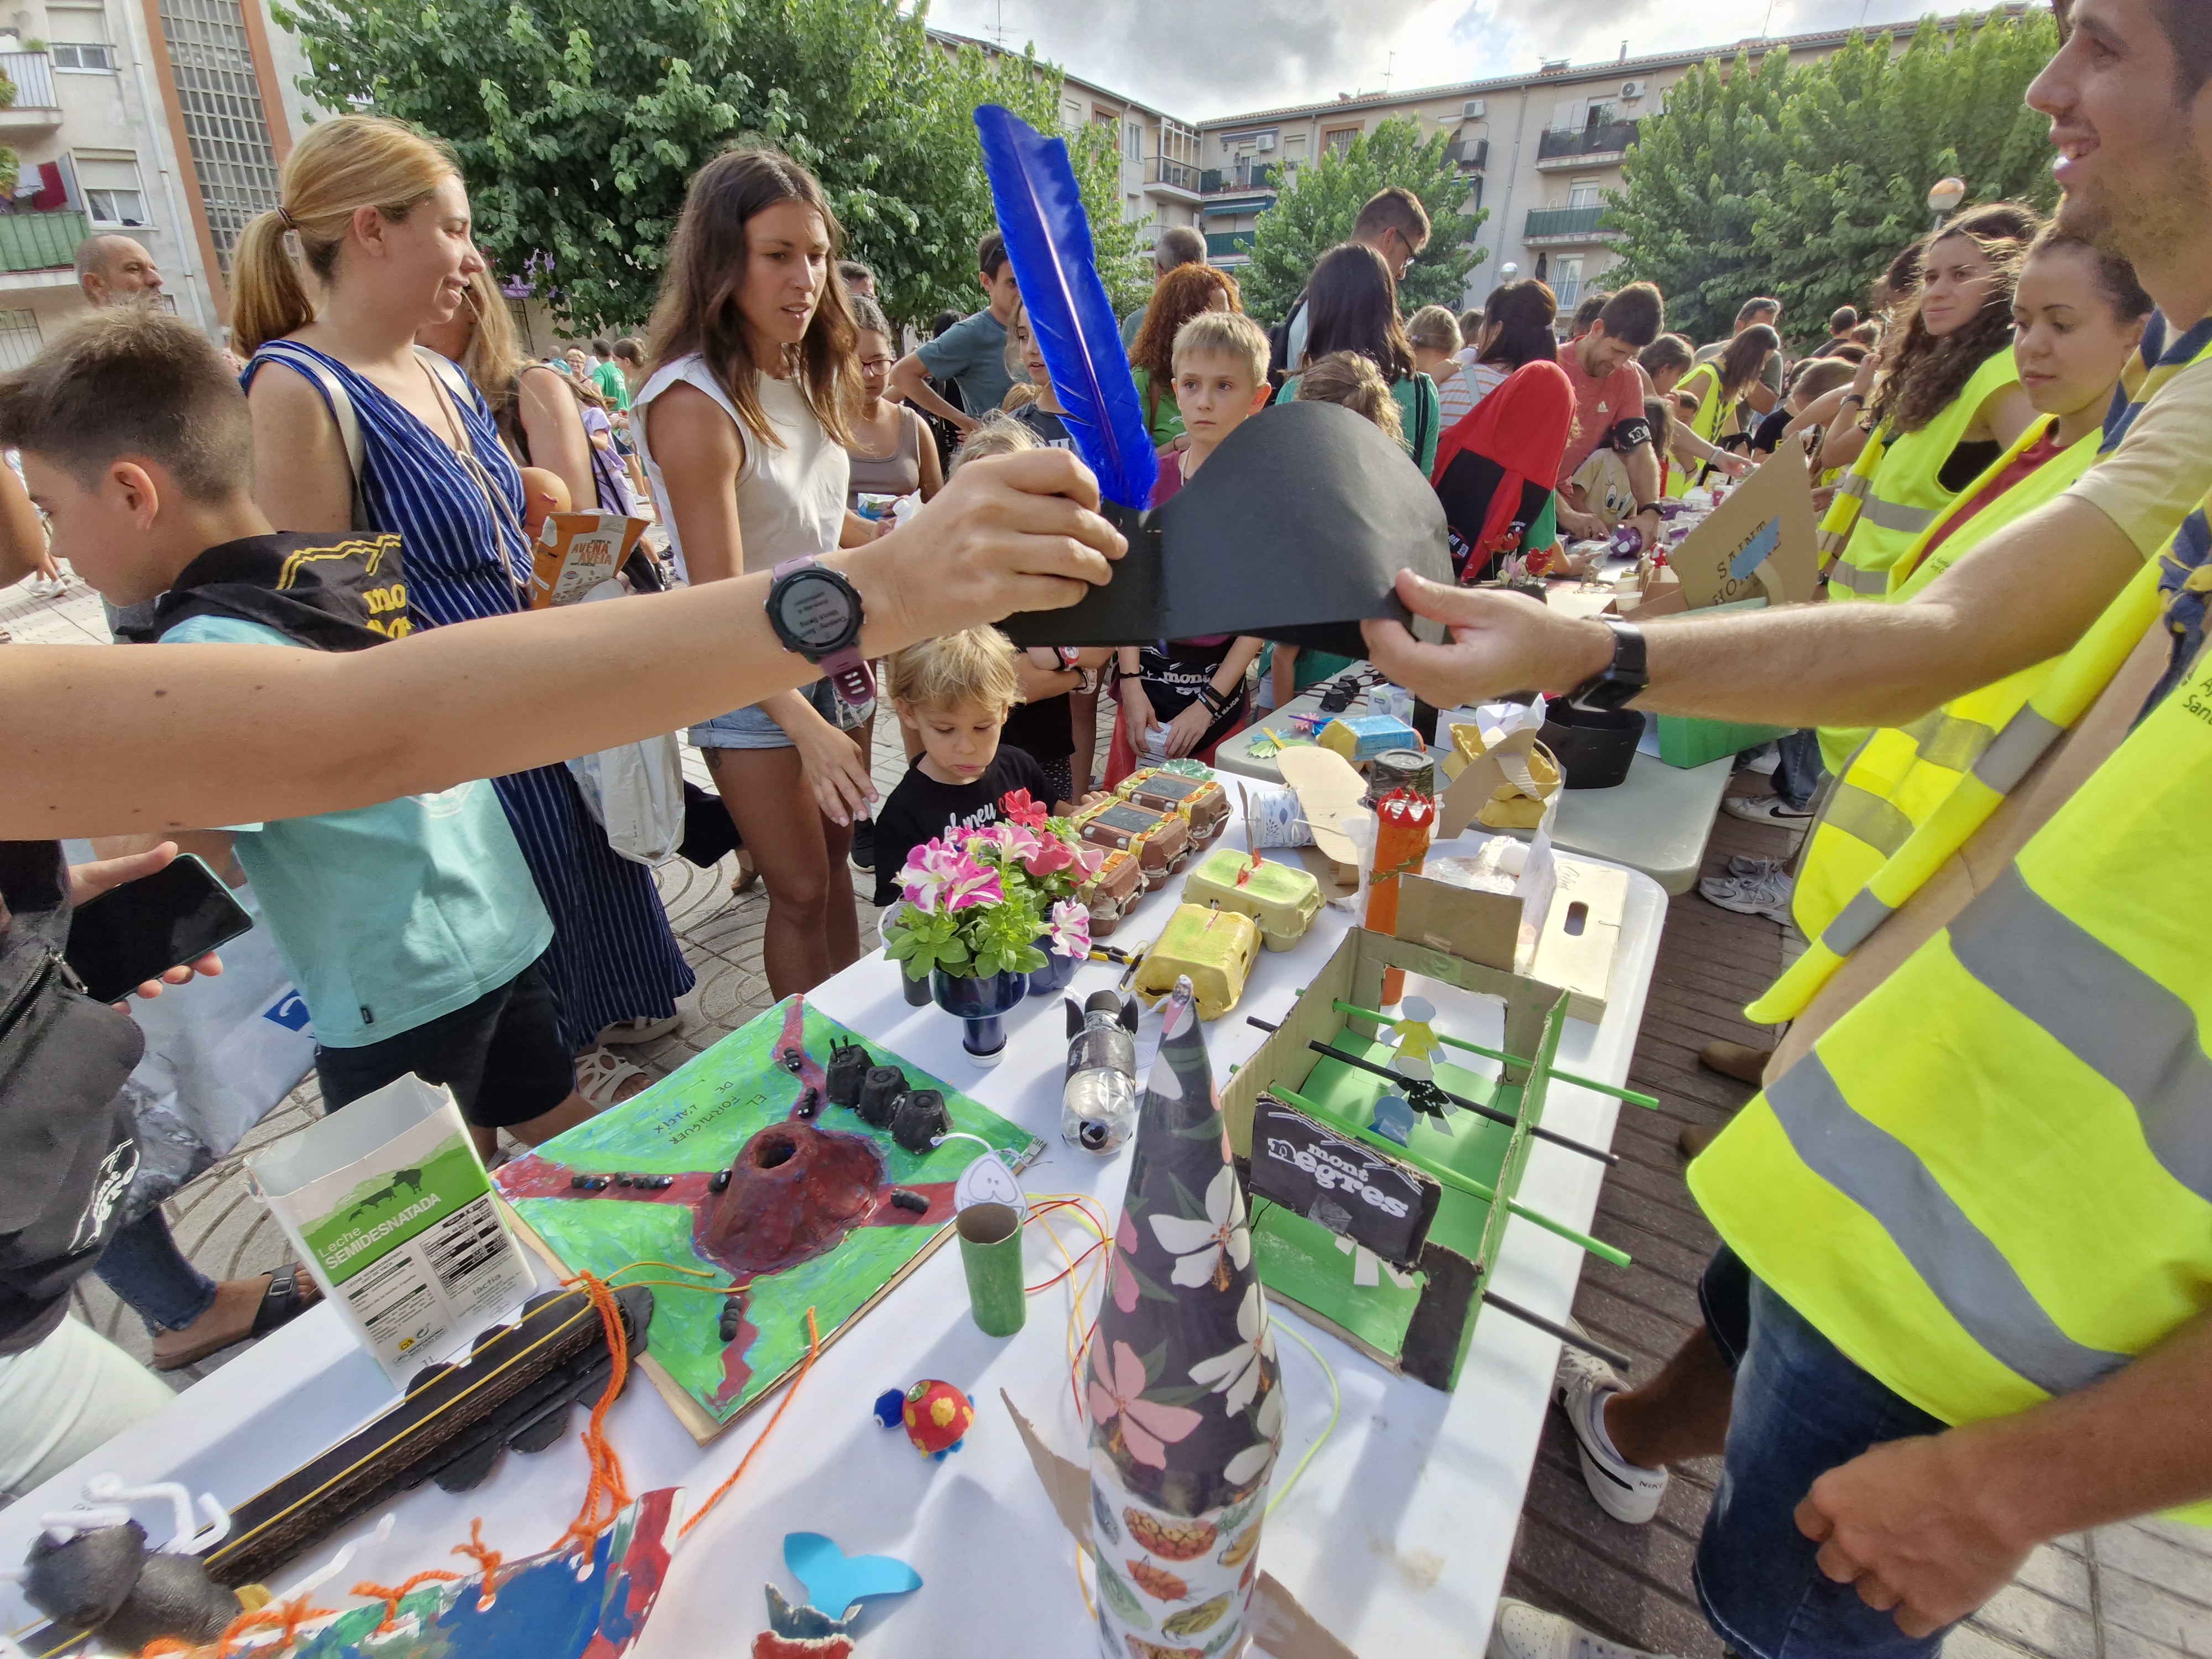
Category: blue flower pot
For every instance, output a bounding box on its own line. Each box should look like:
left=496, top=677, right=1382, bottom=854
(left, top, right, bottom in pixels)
left=1026, top=945, right=1081, bottom=999
left=929, top=969, right=1030, bottom=1066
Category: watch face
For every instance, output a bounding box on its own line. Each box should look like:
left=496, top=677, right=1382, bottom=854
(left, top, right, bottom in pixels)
left=774, top=568, right=857, bottom=652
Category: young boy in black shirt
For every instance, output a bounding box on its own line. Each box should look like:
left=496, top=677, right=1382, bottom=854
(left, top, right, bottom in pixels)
left=872, top=628, right=1046, bottom=908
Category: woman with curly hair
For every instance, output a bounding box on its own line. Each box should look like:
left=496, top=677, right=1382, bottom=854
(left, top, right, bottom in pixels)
left=1128, top=263, right=1240, bottom=448
left=1814, top=205, right=2043, bottom=613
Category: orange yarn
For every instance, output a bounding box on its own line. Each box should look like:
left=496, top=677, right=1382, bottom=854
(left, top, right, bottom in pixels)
left=679, top=1306, right=822, bottom=1540
left=451, top=1518, right=504, bottom=1611
left=349, top=1568, right=463, bottom=1633
left=552, top=1270, right=636, bottom=1560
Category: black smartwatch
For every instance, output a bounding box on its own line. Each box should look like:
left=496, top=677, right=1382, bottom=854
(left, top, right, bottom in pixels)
left=766, top=556, right=873, bottom=705
left=1566, top=619, right=1648, bottom=713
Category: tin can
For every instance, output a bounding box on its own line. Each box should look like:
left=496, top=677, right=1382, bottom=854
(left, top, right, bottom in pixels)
left=1369, top=748, right=1434, bottom=802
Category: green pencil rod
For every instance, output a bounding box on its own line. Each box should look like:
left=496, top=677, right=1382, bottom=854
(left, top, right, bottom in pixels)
left=1331, top=1000, right=1660, bottom=1108
left=1269, top=1087, right=1632, bottom=1269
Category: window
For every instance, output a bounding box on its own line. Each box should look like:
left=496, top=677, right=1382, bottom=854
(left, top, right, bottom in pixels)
left=1568, top=179, right=1601, bottom=208
left=1059, top=94, right=1083, bottom=130
left=1553, top=256, right=1584, bottom=310
left=75, top=153, right=147, bottom=226
left=51, top=40, right=114, bottom=69
left=153, top=0, right=284, bottom=273
left=48, top=4, right=113, bottom=70
left=0, top=308, right=40, bottom=371
left=1550, top=98, right=1587, bottom=132
left=1323, top=127, right=1358, bottom=158
left=1125, top=118, right=1141, bottom=163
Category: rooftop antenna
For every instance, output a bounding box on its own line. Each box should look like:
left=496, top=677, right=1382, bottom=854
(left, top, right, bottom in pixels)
left=1384, top=50, right=1395, bottom=95
left=987, top=0, right=1009, bottom=51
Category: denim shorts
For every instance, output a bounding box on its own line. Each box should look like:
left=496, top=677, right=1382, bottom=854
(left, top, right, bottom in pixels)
left=1693, top=1248, right=1950, bottom=1659
left=690, top=678, right=870, bottom=750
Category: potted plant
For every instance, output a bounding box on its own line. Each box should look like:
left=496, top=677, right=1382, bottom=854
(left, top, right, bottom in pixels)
left=883, top=796, right=1098, bottom=1063
left=994, top=789, right=1105, bottom=997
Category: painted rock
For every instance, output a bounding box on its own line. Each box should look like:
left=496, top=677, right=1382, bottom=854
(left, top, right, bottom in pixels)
left=899, top=1379, right=974, bottom=1458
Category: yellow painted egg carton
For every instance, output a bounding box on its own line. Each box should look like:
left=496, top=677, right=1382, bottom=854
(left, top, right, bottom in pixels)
left=1179, top=849, right=1321, bottom=951
left=1131, top=903, right=1261, bottom=1020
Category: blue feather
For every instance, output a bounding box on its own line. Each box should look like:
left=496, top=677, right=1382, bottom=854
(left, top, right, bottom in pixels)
left=974, top=105, right=1159, bottom=510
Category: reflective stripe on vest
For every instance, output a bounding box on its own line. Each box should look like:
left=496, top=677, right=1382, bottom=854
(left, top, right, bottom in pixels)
left=1666, top=363, right=1726, bottom=499
left=1823, top=348, right=2022, bottom=608
left=1754, top=560, right=2162, bottom=1021
left=1692, top=628, right=2212, bottom=1493
left=1786, top=421, right=2099, bottom=946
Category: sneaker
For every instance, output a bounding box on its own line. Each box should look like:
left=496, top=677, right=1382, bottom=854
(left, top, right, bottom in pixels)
left=849, top=815, right=875, bottom=874
left=1554, top=1344, right=1670, bottom=1524
left=1723, top=794, right=1813, bottom=824
left=1726, top=854, right=1786, bottom=880
left=1735, top=745, right=1781, bottom=776
left=1488, top=1599, right=1677, bottom=1659
left=1699, top=867, right=1794, bottom=924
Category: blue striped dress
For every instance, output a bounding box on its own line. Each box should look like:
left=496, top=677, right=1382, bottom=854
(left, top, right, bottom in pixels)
left=243, top=340, right=695, bottom=1052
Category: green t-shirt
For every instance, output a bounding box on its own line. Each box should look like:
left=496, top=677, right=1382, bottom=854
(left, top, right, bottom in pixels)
left=592, top=359, right=630, bottom=411
left=1277, top=369, right=1441, bottom=474
left=164, top=615, right=554, bottom=1047
left=1131, top=366, right=1185, bottom=446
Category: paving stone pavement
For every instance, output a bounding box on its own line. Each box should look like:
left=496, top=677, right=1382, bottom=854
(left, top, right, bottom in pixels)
left=13, top=571, right=2212, bottom=1659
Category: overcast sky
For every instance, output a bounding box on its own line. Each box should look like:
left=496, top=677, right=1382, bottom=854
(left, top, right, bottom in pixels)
left=926, top=0, right=1983, bottom=120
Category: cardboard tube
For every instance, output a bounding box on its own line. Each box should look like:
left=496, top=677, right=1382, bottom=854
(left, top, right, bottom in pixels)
left=956, top=1201, right=1026, bottom=1337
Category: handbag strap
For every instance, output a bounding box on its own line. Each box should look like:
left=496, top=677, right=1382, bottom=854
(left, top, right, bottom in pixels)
left=416, top=346, right=533, bottom=605
left=258, top=341, right=369, bottom=531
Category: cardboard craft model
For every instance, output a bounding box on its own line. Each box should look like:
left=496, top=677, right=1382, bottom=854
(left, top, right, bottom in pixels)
left=997, top=400, right=1455, bottom=656
left=1645, top=446, right=1820, bottom=616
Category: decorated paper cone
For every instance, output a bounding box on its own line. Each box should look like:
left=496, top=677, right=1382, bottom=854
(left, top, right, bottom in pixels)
left=1087, top=977, right=1281, bottom=1659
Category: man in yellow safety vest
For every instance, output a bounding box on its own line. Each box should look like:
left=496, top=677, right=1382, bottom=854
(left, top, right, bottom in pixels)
left=1363, top=6, right=2212, bottom=1658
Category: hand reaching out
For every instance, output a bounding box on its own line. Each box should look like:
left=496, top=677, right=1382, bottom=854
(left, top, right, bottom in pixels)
left=67, top=841, right=226, bottom=1007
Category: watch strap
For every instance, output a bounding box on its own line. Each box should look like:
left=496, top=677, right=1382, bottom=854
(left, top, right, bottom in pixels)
left=768, top=555, right=875, bottom=704
left=1566, top=620, right=1648, bottom=713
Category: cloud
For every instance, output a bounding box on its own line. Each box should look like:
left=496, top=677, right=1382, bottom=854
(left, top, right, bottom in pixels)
left=927, top=0, right=1965, bottom=120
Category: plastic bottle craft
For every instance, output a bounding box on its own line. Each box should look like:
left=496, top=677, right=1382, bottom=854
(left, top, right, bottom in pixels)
left=1087, top=977, right=1280, bottom=1659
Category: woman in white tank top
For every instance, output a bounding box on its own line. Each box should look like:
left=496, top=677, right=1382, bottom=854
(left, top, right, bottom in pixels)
left=632, top=149, right=879, bottom=999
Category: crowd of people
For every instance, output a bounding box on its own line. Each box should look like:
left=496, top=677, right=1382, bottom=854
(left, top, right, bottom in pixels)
left=6, top=2, right=2212, bottom=1655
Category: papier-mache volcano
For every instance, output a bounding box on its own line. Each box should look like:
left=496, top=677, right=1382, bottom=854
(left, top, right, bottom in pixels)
left=974, top=104, right=1454, bottom=659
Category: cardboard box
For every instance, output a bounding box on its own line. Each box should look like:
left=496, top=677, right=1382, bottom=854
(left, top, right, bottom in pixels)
left=529, top=511, right=648, bottom=609
left=1667, top=446, right=1818, bottom=609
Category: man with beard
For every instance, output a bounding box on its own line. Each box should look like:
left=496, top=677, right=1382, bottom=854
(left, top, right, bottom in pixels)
left=1386, top=6, right=2212, bottom=1659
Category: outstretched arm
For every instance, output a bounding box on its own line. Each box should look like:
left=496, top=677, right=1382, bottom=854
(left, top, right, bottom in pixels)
left=4, top=452, right=1123, bottom=838
left=1362, top=491, right=2143, bottom=728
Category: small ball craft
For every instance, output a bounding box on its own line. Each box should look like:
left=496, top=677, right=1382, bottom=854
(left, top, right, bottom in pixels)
left=883, top=1379, right=974, bottom=1459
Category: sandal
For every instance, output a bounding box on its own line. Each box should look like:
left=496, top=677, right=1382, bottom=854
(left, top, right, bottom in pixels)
left=153, top=1264, right=321, bottom=1371
left=575, top=1046, right=652, bottom=1106
left=597, top=1014, right=681, bottom=1046
left=730, top=849, right=759, bottom=897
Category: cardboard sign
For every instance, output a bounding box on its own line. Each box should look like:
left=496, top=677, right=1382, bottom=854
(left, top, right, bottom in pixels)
left=1668, top=447, right=1818, bottom=609
left=1248, top=1095, right=1439, bottom=1269
left=529, top=510, right=648, bottom=609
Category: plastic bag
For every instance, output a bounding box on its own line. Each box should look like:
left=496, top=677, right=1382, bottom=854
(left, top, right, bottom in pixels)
left=562, top=580, right=685, bottom=865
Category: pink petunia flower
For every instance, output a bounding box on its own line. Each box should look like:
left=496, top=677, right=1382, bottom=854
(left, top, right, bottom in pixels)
left=900, top=839, right=1003, bottom=914
left=999, top=789, right=1050, bottom=828
left=1046, top=899, right=1091, bottom=959
left=1022, top=834, right=1076, bottom=880
left=1086, top=1340, right=1202, bottom=1468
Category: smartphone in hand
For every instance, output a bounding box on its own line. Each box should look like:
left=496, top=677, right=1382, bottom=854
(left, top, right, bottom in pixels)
left=65, top=853, right=252, bottom=1004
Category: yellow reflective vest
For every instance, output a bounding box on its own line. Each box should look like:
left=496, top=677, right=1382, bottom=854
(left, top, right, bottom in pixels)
left=1784, top=418, right=2101, bottom=951
left=1665, top=362, right=1729, bottom=499
left=1815, top=349, right=2023, bottom=772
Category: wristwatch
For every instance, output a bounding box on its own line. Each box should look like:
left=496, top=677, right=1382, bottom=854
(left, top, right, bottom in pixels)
left=1566, top=619, right=1648, bottom=713
left=765, top=556, right=874, bottom=705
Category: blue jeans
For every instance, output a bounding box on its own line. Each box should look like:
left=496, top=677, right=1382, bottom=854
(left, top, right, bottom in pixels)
left=1773, top=728, right=1825, bottom=812
left=93, top=1209, right=217, bottom=1333
left=1694, top=1250, right=1951, bottom=1659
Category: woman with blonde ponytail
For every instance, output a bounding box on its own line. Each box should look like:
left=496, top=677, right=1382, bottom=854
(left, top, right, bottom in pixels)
left=239, top=113, right=693, bottom=1089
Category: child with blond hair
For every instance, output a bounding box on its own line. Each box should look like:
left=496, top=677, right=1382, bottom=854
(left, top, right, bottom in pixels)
left=1107, top=311, right=1271, bottom=784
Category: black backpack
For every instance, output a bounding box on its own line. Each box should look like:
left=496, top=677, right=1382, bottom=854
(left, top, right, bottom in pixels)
left=1266, top=291, right=1307, bottom=393
left=0, top=841, right=144, bottom=1355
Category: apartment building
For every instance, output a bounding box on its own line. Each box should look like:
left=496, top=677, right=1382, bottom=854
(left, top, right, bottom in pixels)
left=0, top=0, right=311, bottom=361
left=1191, top=25, right=1869, bottom=312
left=932, top=26, right=1202, bottom=247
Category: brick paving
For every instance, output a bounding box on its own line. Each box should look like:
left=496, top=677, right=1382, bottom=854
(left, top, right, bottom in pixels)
left=11, top=571, right=2209, bottom=1658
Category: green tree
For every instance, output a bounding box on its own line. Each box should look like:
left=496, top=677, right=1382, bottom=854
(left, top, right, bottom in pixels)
left=1608, top=7, right=2059, bottom=348
left=274, top=0, right=1147, bottom=333
left=1237, top=117, right=1485, bottom=326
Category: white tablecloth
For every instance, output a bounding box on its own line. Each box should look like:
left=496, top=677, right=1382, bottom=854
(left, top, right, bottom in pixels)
left=2, top=846, right=1668, bottom=1659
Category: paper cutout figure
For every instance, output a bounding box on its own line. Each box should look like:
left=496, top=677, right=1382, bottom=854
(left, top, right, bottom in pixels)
left=1089, top=976, right=1280, bottom=1659
left=1370, top=1093, right=1416, bottom=1147
left=784, top=1532, right=924, bottom=1620
left=952, top=1149, right=1026, bottom=1212
left=1391, top=995, right=1442, bottom=1083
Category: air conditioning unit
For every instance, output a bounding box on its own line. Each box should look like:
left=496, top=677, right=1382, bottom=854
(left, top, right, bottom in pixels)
left=1256, top=133, right=1277, bottom=151
left=1620, top=80, right=1647, bottom=99
left=1462, top=98, right=1487, bottom=119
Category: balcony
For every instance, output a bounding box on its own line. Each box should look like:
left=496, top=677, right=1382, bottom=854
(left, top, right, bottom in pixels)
left=0, top=52, right=61, bottom=133
left=1200, top=160, right=1279, bottom=196
left=0, top=208, right=90, bottom=275
left=1144, top=156, right=1200, bottom=202
left=1204, top=229, right=1255, bottom=263
left=1448, top=137, right=1488, bottom=171
left=1536, top=119, right=1639, bottom=168
left=1522, top=205, right=1616, bottom=245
